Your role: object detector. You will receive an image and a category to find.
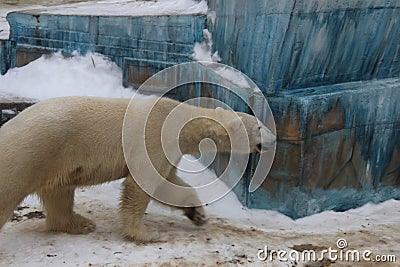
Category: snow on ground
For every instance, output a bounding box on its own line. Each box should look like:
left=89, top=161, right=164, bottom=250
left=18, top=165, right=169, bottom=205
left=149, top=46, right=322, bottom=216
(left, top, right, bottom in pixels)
left=1, top=158, right=399, bottom=266
left=1, top=54, right=400, bottom=266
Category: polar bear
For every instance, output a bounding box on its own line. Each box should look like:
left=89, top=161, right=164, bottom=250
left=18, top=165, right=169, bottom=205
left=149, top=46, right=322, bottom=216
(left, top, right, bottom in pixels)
left=0, top=96, right=276, bottom=242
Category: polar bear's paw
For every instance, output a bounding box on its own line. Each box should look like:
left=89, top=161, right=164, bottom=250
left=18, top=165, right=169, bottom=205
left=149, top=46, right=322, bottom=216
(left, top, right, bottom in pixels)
left=184, top=206, right=207, bottom=226
left=47, top=213, right=96, bottom=235
left=123, top=223, right=160, bottom=243
left=69, top=214, right=96, bottom=234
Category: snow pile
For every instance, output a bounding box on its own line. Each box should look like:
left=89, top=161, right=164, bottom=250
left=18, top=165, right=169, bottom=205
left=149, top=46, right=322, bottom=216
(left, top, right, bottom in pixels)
left=192, top=29, right=221, bottom=62
left=36, top=0, right=208, bottom=16
left=0, top=52, right=133, bottom=100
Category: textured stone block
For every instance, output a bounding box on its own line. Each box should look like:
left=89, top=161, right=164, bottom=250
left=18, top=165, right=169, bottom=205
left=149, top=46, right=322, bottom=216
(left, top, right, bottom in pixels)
left=247, top=78, right=400, bottom=217
left=14, top=45, right=54, bottom=67
left=208, top=0, right=400, bottom=94
left=4, top=11, right=206, bottom=73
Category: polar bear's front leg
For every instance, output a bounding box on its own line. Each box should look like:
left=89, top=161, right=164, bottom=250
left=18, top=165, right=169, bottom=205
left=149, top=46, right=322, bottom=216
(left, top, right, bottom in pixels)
left=38, top=187, right=96, bottom=234
left=166, top=169, right=207, bottom=226
left=120, top=174, right=160, bottom=242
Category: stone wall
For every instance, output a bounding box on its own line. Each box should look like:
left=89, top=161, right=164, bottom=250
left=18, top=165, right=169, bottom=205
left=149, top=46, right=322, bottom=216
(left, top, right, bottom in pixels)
left=208, top=0, right=400, bottom=94
left=5, top=11, right=206, bottom=87
left=207, top=0, right=400, bottom=217
left=261, top=79, right=400, bottom=217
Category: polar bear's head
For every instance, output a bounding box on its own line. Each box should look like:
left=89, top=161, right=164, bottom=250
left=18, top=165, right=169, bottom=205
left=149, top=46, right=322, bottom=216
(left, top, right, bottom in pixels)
left=229, top=112, right=276, bottom=154
left=163, top=100, right=276, bottom=156
left=210, top=109, right=276, bottom=154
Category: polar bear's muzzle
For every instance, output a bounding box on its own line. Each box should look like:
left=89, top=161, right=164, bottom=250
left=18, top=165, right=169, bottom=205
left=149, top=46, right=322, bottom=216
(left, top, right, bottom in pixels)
left=254, top=143, right=262, bottom=154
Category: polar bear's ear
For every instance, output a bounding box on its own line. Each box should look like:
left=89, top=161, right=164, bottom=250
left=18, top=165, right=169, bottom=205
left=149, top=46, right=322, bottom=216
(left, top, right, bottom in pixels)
left=216, top=107, right=225, bottom=113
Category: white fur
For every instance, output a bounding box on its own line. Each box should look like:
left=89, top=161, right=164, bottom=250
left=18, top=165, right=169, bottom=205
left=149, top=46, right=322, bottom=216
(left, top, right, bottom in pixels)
left=0, top=96, right=275, bottom=242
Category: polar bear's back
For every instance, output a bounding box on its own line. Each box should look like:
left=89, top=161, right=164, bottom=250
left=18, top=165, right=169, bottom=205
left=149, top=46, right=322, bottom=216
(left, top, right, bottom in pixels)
left=0, top=97, right=131, bottom=150
left=0, top=97, right=131, bottom=185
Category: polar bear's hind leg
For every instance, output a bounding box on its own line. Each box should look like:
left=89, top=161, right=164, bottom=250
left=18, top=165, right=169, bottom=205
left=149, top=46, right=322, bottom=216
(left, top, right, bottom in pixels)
left=0, top=195, right=25, bottom=230
left=0, top=175, right=36, bottom=230
left=37, top=187, right=96, bottom=234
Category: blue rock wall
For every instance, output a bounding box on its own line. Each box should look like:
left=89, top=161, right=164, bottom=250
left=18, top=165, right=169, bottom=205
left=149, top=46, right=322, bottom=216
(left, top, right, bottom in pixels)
left=207, top=0, right=400, bottom=217
left=169, top=67, right=400, bottom=218
left=6, top=11, right=206, bottom=86
left=208, top=0, right=400, bottom=94
left=262, top=79, right=400, bottom=218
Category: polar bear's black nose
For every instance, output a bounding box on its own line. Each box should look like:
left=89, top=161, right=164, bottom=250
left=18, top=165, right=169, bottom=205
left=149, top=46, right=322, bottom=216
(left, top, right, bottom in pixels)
left=257, top=143, right=262, bottom=151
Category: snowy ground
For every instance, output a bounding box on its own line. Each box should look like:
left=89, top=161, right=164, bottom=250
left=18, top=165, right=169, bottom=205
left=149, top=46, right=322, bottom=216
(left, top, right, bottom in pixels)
left=1, top=167, right=400, bottom=266
left=1, top=52, right=400, bottom=266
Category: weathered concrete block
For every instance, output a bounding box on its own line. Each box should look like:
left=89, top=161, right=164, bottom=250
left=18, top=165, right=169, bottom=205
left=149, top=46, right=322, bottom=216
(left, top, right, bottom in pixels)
left=14, top=44, right=54, bottom=68
left=208, top=0, right=400, bottom=94
left=123, top=58, right=178, bottom=89
left=249, top=78, right=400, bottom=217
left=4, top=11, right=206, bottom=73
left=177, top=75, right=399, bottom=217
left=268, top=79, right=400, bottom=188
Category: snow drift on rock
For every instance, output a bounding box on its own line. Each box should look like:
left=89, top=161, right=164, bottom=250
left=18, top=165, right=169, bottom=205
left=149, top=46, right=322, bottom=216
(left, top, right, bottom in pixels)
left=36, top=0, right=208, bottom=16
left=0, top=52, right=133, bottom=100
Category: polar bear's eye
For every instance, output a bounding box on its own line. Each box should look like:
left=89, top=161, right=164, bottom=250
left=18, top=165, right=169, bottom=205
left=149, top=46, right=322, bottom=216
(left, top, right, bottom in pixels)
left=258, top=126, right=262, bottom=130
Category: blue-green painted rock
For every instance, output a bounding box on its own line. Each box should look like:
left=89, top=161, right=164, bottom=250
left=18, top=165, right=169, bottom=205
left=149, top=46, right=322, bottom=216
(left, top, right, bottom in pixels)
left=208, top=0, right=400, bottom=94
left=5, top=11, right=206, bottom=86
